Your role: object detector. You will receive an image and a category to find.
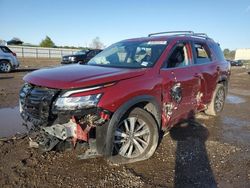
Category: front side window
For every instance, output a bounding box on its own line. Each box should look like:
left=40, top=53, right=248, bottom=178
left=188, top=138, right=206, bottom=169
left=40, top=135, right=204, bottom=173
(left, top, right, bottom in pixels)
left=87, top=41, right=167, bottom=68
left=194, top=43, right=212, bottom=64
left=166, top=42, right=191, bottom=68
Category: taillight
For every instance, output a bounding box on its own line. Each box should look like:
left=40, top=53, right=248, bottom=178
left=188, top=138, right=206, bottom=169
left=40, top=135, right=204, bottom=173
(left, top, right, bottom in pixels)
left=12, top=52, right=16, bottom=56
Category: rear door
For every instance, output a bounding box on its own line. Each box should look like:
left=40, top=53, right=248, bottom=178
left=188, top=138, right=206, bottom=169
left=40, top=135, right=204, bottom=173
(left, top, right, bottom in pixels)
left=191, top=41, right=219, bottom=105
left=160, top=41, right=201, bottom=127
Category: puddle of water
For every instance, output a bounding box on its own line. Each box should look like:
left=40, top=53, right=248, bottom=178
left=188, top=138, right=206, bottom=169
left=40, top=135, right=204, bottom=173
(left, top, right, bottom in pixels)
left=230, top=89, right=250, bottom=97
left=226, top=94, right=246, bottom=104
left=0, top=106, right=27, bottom=138
left=218, top=116, right=250, bottom=146
left=223, top=117, right=250, bottom=128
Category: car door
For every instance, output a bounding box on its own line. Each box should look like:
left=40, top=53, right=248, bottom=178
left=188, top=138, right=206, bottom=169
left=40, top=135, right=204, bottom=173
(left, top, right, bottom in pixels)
left=160, top=41, right=201, bottom=127
left=191, top=41, right=219, bottom=105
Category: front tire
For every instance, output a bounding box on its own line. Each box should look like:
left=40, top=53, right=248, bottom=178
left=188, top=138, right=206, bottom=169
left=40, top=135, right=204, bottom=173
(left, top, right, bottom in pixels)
left=0, top=60, right=12, bottom=73
left=205, top=84, right=226, bottom=116
left=112, top=108, right=159, bottom=163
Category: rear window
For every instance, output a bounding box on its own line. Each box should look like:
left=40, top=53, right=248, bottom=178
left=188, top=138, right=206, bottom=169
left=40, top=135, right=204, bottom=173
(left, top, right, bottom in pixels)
left=0, top=46, right=12, bottom=53
left=193, top=43, right=212, bottom=64
left=209, top=43, right=225, bottom=61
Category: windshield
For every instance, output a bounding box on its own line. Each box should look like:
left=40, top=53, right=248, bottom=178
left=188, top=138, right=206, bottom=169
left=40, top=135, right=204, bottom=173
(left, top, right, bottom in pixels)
left=75, top=50, right=87, bottom=55
left=87, top=40, right=167, bottom=68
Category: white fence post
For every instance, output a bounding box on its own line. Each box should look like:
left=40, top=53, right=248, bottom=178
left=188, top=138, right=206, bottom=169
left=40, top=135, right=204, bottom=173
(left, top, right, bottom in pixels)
left=36, top=48, right=38, bottom=58
left=21, top=47, right=24, bottom=58
left=49, top=49, right=51, bottom=58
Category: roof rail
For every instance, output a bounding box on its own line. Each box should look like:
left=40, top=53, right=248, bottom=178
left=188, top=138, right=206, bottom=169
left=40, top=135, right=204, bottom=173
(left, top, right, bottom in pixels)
left=193, top=33, right=208, bottom=37
left=148, top=31, right=212, bottom=40
left=148, top=31, right=194, bottom=37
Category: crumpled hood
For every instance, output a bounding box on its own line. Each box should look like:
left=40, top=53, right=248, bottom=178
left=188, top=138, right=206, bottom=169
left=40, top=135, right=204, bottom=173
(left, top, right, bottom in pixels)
left=24, top=64, right=146, bottom=89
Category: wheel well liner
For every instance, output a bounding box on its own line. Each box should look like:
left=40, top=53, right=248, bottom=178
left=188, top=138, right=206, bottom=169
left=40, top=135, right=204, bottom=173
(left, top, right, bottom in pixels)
left=218, top=76, right=228, bottom=93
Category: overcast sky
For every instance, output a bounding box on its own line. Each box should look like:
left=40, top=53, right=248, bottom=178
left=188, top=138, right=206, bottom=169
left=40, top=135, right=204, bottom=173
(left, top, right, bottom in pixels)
left=1, top=0, right=250, bottom=50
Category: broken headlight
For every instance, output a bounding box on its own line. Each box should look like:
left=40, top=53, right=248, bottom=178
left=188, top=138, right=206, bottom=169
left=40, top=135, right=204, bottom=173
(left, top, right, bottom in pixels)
left=54, top=94, right=102, bottom=111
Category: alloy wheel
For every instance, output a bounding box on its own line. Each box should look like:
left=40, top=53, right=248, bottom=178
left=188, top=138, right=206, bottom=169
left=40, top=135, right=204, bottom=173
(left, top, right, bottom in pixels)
left=215, top=87, right=225, bottom=113
left=113, top=117, right=151, bottom=158
left=0, top=62, right=11, bottom=72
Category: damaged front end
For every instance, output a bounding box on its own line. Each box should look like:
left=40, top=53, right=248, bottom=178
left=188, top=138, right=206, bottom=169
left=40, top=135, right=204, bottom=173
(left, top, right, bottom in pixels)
left=19, top=83, right=111, bottom=158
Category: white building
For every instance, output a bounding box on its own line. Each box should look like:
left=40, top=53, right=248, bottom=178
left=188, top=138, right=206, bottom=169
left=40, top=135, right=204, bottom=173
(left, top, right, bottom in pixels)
left=235, top=48, right=250, bottom=60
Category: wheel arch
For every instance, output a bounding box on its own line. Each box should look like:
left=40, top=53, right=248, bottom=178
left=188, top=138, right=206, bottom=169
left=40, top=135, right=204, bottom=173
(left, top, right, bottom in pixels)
left=110, top=95, right=161, bottom=129
left=0, top=59, right=11, bottom=63
left=96, top=95, right=161, bottom=157
left=217, top=75, right=229, bottom=94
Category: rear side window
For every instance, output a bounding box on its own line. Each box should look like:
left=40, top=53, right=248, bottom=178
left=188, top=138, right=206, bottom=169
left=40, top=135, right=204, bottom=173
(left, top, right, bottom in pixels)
left=209, top=43, right=225, bottom=61
left=193, top=43, right=212, bottom=64
left=0, top=46, right=12, bottom=53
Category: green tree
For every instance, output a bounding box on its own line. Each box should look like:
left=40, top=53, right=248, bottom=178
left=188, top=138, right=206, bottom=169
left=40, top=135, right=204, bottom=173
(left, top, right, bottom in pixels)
left=223, top=49, right=230, bottom=55
left=223, top=48, right=235, bottom=60
left=40, top=36, right=55, bottom=48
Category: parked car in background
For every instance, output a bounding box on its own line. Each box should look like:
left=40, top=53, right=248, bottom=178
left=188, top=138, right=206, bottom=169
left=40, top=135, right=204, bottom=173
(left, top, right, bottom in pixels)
left=227, top=59, right=243, bottom=66
left=0, top=45, right=20, bottom=73
left=61, top=49, right=102, bottom=64
left=20, top=31, right=230, bottom=164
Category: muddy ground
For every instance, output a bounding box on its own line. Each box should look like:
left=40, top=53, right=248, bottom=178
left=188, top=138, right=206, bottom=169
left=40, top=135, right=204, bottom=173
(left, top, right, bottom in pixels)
left=0, top=58, right=60, bottom=108
left=0, top=58, right=250, bottom=187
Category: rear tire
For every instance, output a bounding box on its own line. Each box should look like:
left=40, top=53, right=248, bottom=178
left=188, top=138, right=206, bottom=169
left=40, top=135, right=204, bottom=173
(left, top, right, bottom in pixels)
left=0, top=60, right=12, bottom=73
left=205, top=84, right=226, bottom=116
left=112, top=108, right=159, bottom=163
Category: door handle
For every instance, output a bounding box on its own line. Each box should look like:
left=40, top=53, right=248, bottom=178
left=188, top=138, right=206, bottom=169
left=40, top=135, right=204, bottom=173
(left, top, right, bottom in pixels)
left=194, top=73, right=201, bottom=78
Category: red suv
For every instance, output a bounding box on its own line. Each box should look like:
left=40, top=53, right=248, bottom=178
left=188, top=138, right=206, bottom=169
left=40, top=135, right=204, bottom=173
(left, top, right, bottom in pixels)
left=20, top=31, right=230, bottom=163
